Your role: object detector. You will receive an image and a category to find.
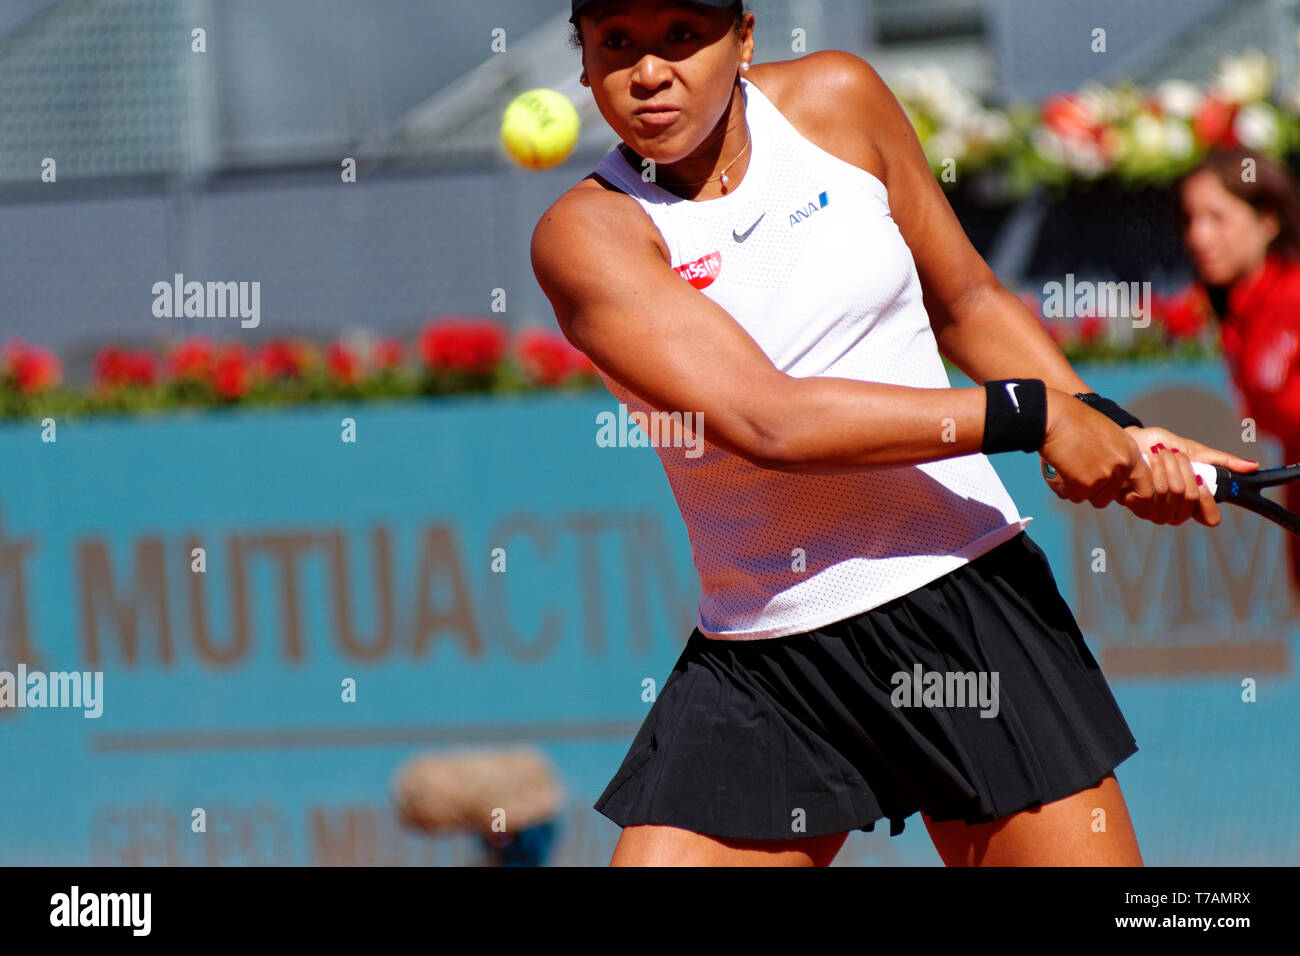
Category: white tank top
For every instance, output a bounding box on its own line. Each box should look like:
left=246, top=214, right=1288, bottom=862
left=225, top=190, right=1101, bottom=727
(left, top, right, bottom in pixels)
left=590, top=76, right=1031, bottom=640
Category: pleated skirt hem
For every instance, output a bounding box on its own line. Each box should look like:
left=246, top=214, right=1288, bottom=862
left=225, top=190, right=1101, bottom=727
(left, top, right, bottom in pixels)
left=592, top=531, right=1139, bottom=842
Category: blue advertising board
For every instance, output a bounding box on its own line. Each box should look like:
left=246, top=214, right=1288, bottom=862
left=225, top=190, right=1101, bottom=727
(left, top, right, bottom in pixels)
left=0, top=362, right=1295, bottom=865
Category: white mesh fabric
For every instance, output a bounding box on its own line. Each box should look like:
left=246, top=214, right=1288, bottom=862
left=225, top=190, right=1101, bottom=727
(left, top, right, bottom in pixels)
left=590, top=77, right=1030, bottom=640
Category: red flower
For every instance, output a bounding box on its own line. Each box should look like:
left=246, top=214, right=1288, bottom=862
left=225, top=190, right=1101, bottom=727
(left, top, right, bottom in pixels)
left=166, top=337, right=217, bottom=380
left=1192, top=97, right=1240, bottom=149
left=167, top=338, right=252, bottom=398
left=1042, top=93, right=1102, bottom=144
left=418, top=318, right=507, bottom=374
left=370, top=337, right=405, bottom=371
left=1, top=338, right=61, bottom=394
left=94, top=345, right=157, bottom=389
left=211, top=344, right=251, bottom=399
left=255, top=339, right=315, bottom=380
left=1154, top=287, right=1211, bottom=339
left=516, top=328, right=595, bottom=386
left=1078, top=314, right=1108, bottom=344
left=325, top=341, right=362, bottom=384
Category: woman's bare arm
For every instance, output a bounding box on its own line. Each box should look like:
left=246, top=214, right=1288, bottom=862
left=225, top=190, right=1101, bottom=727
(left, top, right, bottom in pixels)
left=802, top=50, right=1094, bottom=393
left=530, top=187, right=1130, bottom=487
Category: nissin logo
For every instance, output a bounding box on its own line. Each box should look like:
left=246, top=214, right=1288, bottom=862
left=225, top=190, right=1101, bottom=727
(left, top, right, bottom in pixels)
left=789, top=191, right=829, bottom=226
left=675, top=250, right=721, bottom=290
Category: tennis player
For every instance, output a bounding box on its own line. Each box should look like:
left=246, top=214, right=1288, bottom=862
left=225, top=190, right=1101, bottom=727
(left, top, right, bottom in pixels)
left=531, top=0, right=1260, bottom=866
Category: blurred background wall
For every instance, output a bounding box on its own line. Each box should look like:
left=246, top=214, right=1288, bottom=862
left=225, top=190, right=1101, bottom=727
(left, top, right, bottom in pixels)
left=1, top=0, right=1292, bottom=374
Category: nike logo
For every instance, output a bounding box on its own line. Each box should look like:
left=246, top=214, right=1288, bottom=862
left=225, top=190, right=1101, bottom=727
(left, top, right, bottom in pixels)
left=732, top=213, right=766, bottom=243
left=1005, top=382, right=1021, bottom=412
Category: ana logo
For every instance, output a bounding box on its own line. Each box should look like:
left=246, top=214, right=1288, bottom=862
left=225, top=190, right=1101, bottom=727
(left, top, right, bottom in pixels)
left=789, top=191, right=829, bottom=226
left=675, top=251, right=722, bottom=290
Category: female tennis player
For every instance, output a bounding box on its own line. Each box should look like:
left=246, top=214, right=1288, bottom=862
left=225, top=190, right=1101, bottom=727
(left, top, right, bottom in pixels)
left=532, top=0, right=1260, bottom=866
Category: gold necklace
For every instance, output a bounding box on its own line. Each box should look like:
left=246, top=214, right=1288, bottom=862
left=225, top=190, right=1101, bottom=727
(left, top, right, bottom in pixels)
left=660, top=130, right=751, bottom=191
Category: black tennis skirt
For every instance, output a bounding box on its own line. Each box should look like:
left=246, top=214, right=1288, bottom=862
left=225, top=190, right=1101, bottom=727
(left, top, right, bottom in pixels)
left=594, top=531, right=1138, bottom=841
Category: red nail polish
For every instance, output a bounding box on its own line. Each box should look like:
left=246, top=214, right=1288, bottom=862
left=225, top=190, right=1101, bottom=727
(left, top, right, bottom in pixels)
left=1150, top=444, right=1163, bottom=453
left=1196, top=475, right=1204, bottom=486
left=1170, top=447, right=1181, bottom=454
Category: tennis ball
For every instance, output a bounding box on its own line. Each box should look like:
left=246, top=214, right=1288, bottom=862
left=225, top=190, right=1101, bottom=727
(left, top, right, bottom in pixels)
left=501, top=89, right=580, bottom=169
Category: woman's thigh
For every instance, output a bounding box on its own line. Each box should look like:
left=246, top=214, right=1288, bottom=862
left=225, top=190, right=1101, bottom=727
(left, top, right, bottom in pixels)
left=610, top=824, right=850, bottom=866
left=922, top=772, right=1142, bottom=866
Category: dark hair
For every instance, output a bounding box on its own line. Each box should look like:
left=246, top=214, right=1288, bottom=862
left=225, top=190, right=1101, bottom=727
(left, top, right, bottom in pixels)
left=1178, top=148, right=1300, bottom=263
left=567, top=0, right=749, bottom=51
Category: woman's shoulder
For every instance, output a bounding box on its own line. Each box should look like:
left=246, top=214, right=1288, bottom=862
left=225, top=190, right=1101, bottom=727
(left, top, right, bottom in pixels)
left=747, top=53, right=888, bottom=182
left=534, top=168, right=670, bottom=271
left=1268, top=255, right=1300, bottom=291
left=1235, top=255, right=1300, bottom=316
left=747, top=51, right=875, bottom=108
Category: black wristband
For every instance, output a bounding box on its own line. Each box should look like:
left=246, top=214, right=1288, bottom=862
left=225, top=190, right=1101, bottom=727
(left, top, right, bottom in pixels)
left=982, top=379, right=1048, bottom=454
left=1073, top=392, right=1144, bottom=429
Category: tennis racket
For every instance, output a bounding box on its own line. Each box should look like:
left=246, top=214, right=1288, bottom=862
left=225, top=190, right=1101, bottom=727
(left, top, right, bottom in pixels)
left=1041, top=457, right=1300, bottom=537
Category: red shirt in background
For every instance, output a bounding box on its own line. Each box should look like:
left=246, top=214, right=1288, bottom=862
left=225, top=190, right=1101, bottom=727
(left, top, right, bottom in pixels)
left=1211, top=254, right=1300, bottom=458
left=1202, top=254, right=1300, bottom=593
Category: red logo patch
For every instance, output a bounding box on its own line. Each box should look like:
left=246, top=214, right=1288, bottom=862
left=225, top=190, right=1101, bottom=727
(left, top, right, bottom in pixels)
left=675, top=251, right=721, bottom=290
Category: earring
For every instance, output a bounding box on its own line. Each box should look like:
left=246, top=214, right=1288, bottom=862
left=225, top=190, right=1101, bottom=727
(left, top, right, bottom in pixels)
left=580, top=73, right=590, bottom=86
left=740, top=62, right=749, bottom=72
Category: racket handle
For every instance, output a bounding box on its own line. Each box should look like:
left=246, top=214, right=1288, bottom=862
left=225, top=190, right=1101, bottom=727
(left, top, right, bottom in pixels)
left=1043, top=456, right=1224, bottom=496
left=1191, top=460, right=1219, bottom=496
left=1139, top=453, right=1220, bottom=496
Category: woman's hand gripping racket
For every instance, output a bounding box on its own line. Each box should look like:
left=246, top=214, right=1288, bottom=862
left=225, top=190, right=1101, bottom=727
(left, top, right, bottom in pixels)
left=1043, top=458, right=1300, bottom=536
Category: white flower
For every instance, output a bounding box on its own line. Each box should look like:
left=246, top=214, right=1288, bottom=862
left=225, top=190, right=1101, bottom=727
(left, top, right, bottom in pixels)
left=1131, top=113, right=1166, bottom=153
left=971, top=110, right=1012, bottom=147
left=927, top=129, right=965, bottom=165
left=895, top=66, right=967, bottom=125
left=1110, top=84, right=1144, bottom=121
left=1235, top=102, right=1280, bottom=149
left=1155, top=79, right=1203, bottom=119
left=1077, top=82, right=1120, bottom=123
left=1213, top=49, right=1273, bottom=103
left=1163, top=118, right=1194, bottom=159
left=1032, top=127, right=1067, bottom=165
left=1063, top=138, right=1108, bottom=176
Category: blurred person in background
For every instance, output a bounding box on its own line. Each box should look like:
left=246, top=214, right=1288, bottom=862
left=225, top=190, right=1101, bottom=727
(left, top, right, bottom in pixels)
left=1178, top=149, right=1300, bottom=590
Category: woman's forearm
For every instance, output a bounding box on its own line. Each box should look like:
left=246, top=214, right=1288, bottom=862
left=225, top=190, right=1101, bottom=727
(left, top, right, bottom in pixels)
left=762, top=377, right=1061, bottom=474
left=751, top=285, right=1107, bottom=474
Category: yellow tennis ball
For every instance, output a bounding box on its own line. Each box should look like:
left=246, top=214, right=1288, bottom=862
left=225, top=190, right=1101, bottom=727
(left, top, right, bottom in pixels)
left=501, top=89, right=580, bottom=169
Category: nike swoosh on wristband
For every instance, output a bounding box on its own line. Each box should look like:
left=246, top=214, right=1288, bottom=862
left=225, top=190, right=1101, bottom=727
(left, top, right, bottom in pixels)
left=1005, top=382, right=1020, bottom=412
left=732, top=213, right=766, bottom=243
